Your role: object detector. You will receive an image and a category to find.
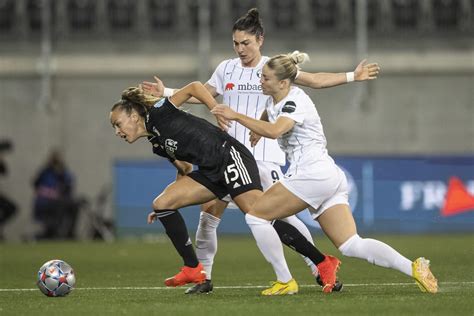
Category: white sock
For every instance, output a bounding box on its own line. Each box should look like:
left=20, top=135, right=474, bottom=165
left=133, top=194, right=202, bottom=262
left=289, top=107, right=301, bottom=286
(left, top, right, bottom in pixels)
left=245, top=213, right=293, bottom=283
left=195, top=212, right=221, bottom=280
left=338, top=234, right=413, bottom=276
left=281, top=215, right=318, bottom=275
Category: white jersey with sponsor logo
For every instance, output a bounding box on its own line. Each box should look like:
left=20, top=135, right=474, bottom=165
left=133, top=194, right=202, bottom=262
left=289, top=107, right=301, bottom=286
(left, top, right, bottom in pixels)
left=266, top=86, right=333, bottom=173
left=207, top=57, right=285, bottom=165
left=266, top=86, right=348, bottom=215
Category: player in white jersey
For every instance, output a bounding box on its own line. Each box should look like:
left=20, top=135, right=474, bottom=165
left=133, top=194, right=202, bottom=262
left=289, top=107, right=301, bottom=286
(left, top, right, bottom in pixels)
left=211, top=51, right=438, bottom=294
left=142, top=8, right=380, bottom=294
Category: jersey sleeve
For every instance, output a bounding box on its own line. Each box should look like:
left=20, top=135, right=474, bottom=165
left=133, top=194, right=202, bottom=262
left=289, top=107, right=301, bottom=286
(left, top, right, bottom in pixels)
left=279, top=97, right=305, bottom=124
left=207, top=60, right=230, bottom=96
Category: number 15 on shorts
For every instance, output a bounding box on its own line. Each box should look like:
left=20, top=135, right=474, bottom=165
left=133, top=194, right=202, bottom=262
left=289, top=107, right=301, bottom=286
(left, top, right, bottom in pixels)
left=224, top=163, right=251, bottom=186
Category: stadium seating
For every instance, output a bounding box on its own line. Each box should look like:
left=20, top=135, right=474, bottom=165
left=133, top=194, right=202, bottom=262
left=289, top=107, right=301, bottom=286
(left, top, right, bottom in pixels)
left=311, top=0, right=339, bottom=29
left=0, top=0, right=15, bottom=31
left=271, top=0, right=297, bottom=29
left=391, top=0, right=420, bottom=29
left=0, top=0, right=471, bottom=39
left=148, top=0, right=176, bottom=30
left=107, top=0, right=136, bottom=30
left=433, top=0, right=462, bottom=29
left=67, top=0, right=96, bottom=31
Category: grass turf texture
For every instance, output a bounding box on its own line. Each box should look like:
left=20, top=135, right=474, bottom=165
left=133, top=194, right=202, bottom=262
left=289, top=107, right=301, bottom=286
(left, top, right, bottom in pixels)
left=0, top=234, right=472, bottom=315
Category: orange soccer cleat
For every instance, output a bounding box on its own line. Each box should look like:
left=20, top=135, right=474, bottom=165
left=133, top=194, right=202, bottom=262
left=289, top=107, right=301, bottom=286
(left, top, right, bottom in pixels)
left=316, top=255, right=341, bottom=293
left=164, top=263, right=207, bottom=287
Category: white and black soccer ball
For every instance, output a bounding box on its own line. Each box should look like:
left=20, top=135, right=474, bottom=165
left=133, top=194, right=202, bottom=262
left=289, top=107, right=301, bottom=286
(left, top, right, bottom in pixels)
left=37, top=259, right=76, bottom=297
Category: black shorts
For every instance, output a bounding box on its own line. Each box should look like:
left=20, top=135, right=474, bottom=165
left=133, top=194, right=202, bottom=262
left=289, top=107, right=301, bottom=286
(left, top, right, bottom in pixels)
left=188, top=139, right=262, bottom=199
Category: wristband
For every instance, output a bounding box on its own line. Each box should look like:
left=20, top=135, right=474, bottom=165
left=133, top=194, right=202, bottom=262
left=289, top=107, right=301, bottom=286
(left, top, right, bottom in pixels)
left=345, top=72, right=355, bottom=83
left=163, top=88, right=174, bottom=97
left=295, top=70, right=301, bottom=79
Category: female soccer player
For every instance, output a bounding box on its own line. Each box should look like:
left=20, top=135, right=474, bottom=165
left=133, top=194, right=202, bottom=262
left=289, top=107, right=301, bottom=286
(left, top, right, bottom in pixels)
left=211, top=51, right=438, bottom=294
left=110, top=82, right=339, bottom=295
left=142, top=8, right=378, bottom=294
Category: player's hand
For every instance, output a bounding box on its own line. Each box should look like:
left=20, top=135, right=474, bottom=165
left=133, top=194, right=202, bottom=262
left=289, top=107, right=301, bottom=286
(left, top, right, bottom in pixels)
left=354, top=59, right=380, bottom=81
left=211, top=105, right=238, bottom=120
left=249, top=131, right=262, bottom=147
left=142, top=76, right=165, bottom=97
left=216, top=115, right=232, bottom=132
left=212, top=104, right=233, bottom=131
left=147, top=211, right=159, bottom=224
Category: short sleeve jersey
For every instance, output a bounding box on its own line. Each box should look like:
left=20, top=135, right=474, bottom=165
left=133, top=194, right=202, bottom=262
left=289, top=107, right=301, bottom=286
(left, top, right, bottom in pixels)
left=265, top=86, right=329, bottom=165
left=207, top=57, right=285, bottom=165
left=146, top=98, right=232, bottom=178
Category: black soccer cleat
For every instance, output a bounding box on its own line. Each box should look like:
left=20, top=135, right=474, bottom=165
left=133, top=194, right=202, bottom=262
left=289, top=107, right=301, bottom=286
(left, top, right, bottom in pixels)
left=316, top=275, right=343, bottom=292
left=184, top=279, right=213, bottom=294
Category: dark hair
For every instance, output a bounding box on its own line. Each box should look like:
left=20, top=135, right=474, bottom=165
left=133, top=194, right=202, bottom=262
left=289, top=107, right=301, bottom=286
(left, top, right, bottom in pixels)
left=232, top=8, right=264, bottom=38
left=111, top=86, right=160, bottom=119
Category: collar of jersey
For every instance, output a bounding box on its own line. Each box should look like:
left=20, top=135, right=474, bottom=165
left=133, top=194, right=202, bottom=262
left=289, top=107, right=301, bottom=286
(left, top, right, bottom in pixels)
left=237, top=56, right=268, bottom=70
left=153, top=98, right=166, bottom=108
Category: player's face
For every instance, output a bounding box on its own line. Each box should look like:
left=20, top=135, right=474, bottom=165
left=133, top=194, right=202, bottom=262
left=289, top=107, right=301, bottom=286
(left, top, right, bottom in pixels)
left=232, top=30, right=263, bottom=67
left=109, top=109, right=144, bottom=144
left=260, top=65, right=281, bottom=96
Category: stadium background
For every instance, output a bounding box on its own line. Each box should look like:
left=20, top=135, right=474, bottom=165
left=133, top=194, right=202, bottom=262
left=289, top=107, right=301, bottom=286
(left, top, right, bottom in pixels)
left=0, top=0, right=473, bottom=241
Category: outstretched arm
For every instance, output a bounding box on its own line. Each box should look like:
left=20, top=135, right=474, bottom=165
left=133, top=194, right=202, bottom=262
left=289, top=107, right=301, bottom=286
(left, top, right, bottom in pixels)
left=142, top=76, right=218, bottom=104
left=211, top=105, right=295, bottom=139
left=295, top=59, right=380, bottom=89
left=169, top=81, right=230, bottom=131
left=169, top=81, right=218, bottom=110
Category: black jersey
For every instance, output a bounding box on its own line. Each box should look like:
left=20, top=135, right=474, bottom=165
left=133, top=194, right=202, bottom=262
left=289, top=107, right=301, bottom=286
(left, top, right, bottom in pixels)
left=146, top=98, right=232, bottom=177
left=146, top=98, right=262, bottom=197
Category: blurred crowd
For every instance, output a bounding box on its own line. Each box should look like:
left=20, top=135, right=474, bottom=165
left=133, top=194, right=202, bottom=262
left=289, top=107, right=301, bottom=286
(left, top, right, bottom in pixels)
left=0, top=138, right=115, bottom=242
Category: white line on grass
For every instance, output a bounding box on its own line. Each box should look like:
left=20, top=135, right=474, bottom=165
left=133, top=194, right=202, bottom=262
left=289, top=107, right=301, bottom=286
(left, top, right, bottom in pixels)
left=1, top=281, right=472, bottom=292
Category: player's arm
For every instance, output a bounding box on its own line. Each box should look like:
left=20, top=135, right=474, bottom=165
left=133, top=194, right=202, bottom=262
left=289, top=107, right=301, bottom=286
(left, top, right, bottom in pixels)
left=170, top=81, right=230, bottom=130
left=212, top=105, right=294, bottom=139
left=171, top=160, right=193, bottom=178
left=142, top=76, right=218, bottom=103
left=295, top=59, right=380, bottom=89
left=170, top=81, right=218, bottom=110
left=248, top=111, right=268, bottom=147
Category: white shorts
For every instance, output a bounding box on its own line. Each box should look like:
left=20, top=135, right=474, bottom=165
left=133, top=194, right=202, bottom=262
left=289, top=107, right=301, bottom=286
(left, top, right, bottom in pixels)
left=281, top=159, right=349, bottom=219
left=222, top=160, right=283, bottom=208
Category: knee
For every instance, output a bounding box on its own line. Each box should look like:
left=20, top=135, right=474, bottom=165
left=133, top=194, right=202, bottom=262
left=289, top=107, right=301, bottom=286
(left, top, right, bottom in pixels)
left=200, top=200, right=226, bottom=218
left=198, top=211, right=220, bottom=229
left=152, top=195, right=178, bottom=211
left=245, top=213, right=271, bottom=226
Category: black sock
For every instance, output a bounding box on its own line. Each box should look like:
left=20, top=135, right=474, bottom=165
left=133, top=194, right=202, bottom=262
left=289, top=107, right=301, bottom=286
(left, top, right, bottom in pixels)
left=273, top=219, right=326, bottom=265
left=156, top=210, right=199, bottom=268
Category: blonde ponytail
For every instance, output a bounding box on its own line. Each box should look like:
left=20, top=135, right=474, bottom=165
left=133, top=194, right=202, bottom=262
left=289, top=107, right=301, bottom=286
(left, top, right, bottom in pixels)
left=289, top=50, right=310, bottom=67
left=266, top=50, right=309, bottom=81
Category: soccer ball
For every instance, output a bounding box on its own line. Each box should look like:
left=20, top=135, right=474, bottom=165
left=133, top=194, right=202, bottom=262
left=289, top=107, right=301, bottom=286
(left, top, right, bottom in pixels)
left=37, top=259, right=76, bottom=297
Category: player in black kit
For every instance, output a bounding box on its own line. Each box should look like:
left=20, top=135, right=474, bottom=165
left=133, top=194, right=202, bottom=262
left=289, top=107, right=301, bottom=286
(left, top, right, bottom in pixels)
left=109, top=81, right=340, bottom=294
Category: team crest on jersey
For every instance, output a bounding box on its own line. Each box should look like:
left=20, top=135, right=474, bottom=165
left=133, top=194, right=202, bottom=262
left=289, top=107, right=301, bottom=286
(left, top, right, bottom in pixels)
left=164, top=139, right=178, bottom=159
left=225, top=83, right=235, bottom=91
left=282, top=101, right=296, bottom=113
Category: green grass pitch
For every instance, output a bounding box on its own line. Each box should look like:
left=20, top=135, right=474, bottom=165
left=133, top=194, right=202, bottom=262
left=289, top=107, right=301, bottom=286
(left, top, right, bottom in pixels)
left=0, top=233, right=473, bottom=315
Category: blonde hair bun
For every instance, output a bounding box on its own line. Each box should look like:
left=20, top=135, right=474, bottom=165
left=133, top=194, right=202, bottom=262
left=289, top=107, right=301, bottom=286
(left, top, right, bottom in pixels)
left=289, top=50, right=310, bottom=65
